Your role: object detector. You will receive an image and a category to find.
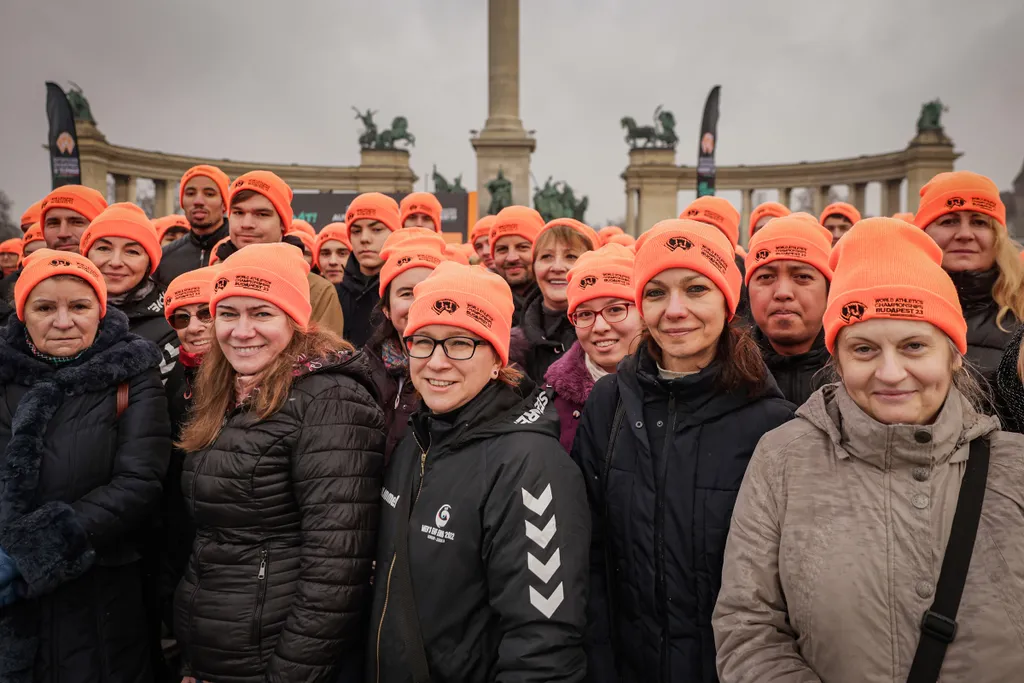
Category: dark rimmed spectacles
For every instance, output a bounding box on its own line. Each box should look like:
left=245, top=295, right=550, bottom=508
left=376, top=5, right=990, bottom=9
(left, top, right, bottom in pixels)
left=169, top=306, right=212, bottom=330
left=569, top=302, right=633, bottom=328
left=404, top=335, right=487, bottom=360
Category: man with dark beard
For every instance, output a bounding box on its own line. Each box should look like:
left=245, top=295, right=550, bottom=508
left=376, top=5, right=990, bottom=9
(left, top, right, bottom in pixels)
left=489, top=205, right=543, bottom=325
left=153, top=165, right=230, bottom=286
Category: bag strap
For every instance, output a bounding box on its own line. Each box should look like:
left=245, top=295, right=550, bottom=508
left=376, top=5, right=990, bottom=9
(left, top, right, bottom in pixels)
left=116, top=381, right=129, bottom=419
left=906, top=437, right=990, bottom=683
left=600, top=397, right=626, bottom=644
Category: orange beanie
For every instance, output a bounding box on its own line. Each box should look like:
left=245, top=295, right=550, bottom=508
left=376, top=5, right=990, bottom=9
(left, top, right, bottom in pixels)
left=208, top=236, right=231, bottom=266
left=633, top=219, right=743, bottom=319
left=445, top=243, right=470, bottom=266
left=819, top=202, right=861, bottom=225
left=154, top=214, right=190, bottom=241
left=81, top=203, right=162, bottom=274
left=914, top=170, right=1006, bottom=230
left=21, top=200, right=43, bottom=229
left=566, top=243, right=635, bottom=315
left=346, top=192, right=401, bottom=233
left=598, top=225, right=625, bottom=245
left=471, top=216, right=496, bottom=244
left=288, top=219, right=316, bottom=238
left=489, top=205, right=545, bottom=258
left=404, top=260, right=515, bottom=365
left=538, top=218, right=600, bottom=250
left=605, top=232, right=636, bottom=248
left=749, top=201, right=791, bottom=236
left=179, top=165, right=230, bottom=212
left=892, top=212, right=915, bottom=223
left=23, top=223, right=44, bottom=246
left=0, top=239, right=23, bottom=258
left=164, top=265, right=221, bottom=318
left=378, top=229, right=448, bottom=297
left=229, top=171, right=294, bottom=231
left=40, top=185, right=108, bottom=225
left=824, top=218, right=966, bottom=354
left=211, top=242, right=312, bottom=329
left=296, top=232, right=316, bottom=256
left=745, top=215, right=834, bottom=284
left=400, top=193, right=443, bottom=233
left=15, top=248, right=106, bottom=321
left=681, top=196, right=741, bottom=248
left=313, top=223, right=352, bottom=269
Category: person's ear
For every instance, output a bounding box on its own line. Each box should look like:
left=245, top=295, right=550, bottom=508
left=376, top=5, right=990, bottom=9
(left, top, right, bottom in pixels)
left=382, top=306, right=392, bottom=322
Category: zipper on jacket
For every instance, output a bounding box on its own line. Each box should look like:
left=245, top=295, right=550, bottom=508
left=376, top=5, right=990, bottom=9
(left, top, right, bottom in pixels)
left=186, top=539, right=209, bottom=668
left=200, top=248, right=206, bottom=267
left=655, top=394, right=676, bottom=678
left=251, top=548, right=269, bottom=646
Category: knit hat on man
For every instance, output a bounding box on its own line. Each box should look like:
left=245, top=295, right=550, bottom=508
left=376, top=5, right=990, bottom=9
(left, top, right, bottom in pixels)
left=164, top=265, right=221, bottom=319
left=378, top=229, right=448, bottom=296
left=488, top=205, right=545, bottom=258
left=598, top=225, right=625, bottom=245
left=154, top=214, right=190, bottom=242
left=538, top=218, right=599, bottom=251
left=470, top=216, right=496, bottom=245
left=749, top=201, right=791, bottom=237
left=312, top=222, right=352, bottom=269
left=566, top=243, right=635, bottom=315
left=633, top=219, right=743, bottom=319
left=892, top=212, right=915, bottom=223
left=287, top=219, right=316, bottom=238
left=179, top=165, right=230, bottom=212
left=0, top=239, right=23, bottom=260
left=681, top=196, right=741, bottom=248
left=819, top=202, right=861, bottom=226
left=21, top=200, right=43, bottom=230
left=81, top=202, right=162, bottom=274
left=229, top=171, right=294, bottom=231
left=913, top=171, right=1006, bottom=230
left=23, top=223, right=44, bottom=248
left=824, top=218, right=966, bottom=354
left=40, top=185, right=108, bottom=225
left=605, top=232, right=636, bottom=248
left=445, top=244, right=471, bottom=266
left=346, top=192, right=401, bottom=233
left=400, top=193, right=443, bottom=233
left=404, top=261, right=515, bottom=365
left=211, top=242, right=312, bottom=329
left=15, top=248, right=106, bottom=321
left=745, top=215, right=834, bottom=285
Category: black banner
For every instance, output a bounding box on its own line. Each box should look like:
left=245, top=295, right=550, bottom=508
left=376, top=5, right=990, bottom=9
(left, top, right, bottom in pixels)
left=45, top=82, right=81, bottom=188
left=696, top=85, right=721, bottom=197
left=291, top=192, right=472, bottom=238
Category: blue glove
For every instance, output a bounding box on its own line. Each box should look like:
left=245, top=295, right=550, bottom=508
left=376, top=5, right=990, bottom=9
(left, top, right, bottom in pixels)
left=0, top=548, right=19, bottom=588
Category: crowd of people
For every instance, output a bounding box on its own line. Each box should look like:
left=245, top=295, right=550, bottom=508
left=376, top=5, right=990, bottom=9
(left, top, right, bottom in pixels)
left=0, top=164, right=1021, bottom=683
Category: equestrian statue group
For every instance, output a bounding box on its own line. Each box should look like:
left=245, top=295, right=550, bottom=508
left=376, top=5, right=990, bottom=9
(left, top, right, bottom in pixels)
left=620, top=105, right=679, bottom=149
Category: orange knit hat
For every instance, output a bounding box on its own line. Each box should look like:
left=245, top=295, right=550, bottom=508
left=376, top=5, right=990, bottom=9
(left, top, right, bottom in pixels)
left=288, top=219, right=316, bottom=238
left=23, top=223, right=43, bottom=246
left=154, top=214, right=190, bottom=241
left=445, top=243, right=470, bottom=265
left=538, top=218, right=599, bottom=250
left=470, top=216, right=496, bottom=244
left=634, top=219, right=743, bottom=319
left=914, top=170, right=1006, bottom=230
left=312, top=222, right=352, bottom=269
left=229, top=170, right=294, bottom=231
left=0, top=239, right=23, bottom=260
left=81, top=203, right=163, bottom=274
left=892, top=212, right=915, bottom=223
left=598, top=225, right=625, bottom=245
left=378, top=229, right=448, bottom=297
left=208, top=236, right=231, bottom=266
left=745, top=215, right=834, bottom=284
left=164, top=265, right=221, bottom=318
left=404, top=260, right=515, bottom=365
left=346, top=192, right=401, bottom=232
left=179, top=165, right=230, bottom=212
left=20, top=200, right=43, bottom=229
left=824, top=218, right=966, bottom=354
left=605, top=232, right=636, bottom=248
left=819, top=202, right=861, bottom=225
left=15, top=248, right=106, bottom=321
left=40, top=185, right=108, bottom=225
left=211, top=242, right=312, bottom=329
left=400, top=192, right=443, bottom=233
left=749, top=201, right=791, bottom=236
left=489, top=205, right=545, bottom=258
left=681, top=196, right=741, bottom=248
left=296, top=232, right=316, bottom=256
left=566, top=243, right=635, bottom=315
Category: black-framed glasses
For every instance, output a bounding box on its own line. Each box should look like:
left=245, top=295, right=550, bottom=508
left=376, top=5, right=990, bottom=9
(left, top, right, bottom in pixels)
left=404, top=335, right=487, bottom=360
left=569, top=302, right=634, bottom=328
left=169, top=306, right=212, bottom=330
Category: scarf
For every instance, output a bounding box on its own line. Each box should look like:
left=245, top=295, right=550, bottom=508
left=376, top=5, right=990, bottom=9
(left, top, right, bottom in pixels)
left=107, top=278, right=156, bottom=307
left=380, top=337, right=409, bottom=377
left=24, top=331, right=84, bottom=365
left=584, top=353, right=609, bottom=383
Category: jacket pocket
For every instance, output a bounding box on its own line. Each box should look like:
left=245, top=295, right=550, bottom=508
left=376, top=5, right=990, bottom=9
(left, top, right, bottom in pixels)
left=250, top=547, right=269, bottom=648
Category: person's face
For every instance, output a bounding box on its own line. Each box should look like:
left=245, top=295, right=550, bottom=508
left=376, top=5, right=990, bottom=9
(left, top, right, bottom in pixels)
left=403, top=213, right=436, bottom=231
left=215, top=296, right=294, bottom=376
left=43, top=208, right=90, bottom=253
left=493, top=236, right=533, bottom=286
left=748, top=261, right=828, bottom=353
left=836, top=319, right=957, bottom=426
left=408, top=324, right=502, bottom=414
left=384, top=267, right=432, bottom=338
left=752, top=215, right=776, bottom=234
left=160, top=228, right=188, bottom=246
left=0, top=253, right=19, bottom=276
left=317, top=240, right=351, bottom=284
left=229, top=194, right=283, bottom=248
left=924, top=211, right=997, bottom=273
left=86, top=236, right=150, bottom=296
left=823, top=215, right=854, bottom=245
left=182, top=176, right=225, bottom=230
left=24, top=277, right=101, bottom=357
left=23, top=241, right=45, bottom=257
left=473, top=235, right=494, bottom=270
left=170, top=302, right=214, bottom=355
left=534, top=240, right=584, bottom=311
left=349, top=219, right=390, bottom=275
left=574, top=296, right=643, bottom=373
left=640, top=267, right=727, bottom=373
left=301, top=246, right=314, bottom=267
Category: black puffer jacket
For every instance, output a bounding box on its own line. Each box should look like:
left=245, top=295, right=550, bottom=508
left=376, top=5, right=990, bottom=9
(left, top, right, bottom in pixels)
left=572, top=342, right=794, bottom=683
left=0, top=268, right=20, bottom=326
left=951, top=268, right=1021, bottom=381
left=755, top=327, right=831, bottom=407
left=363, top=342, right=419, bottom=464
left=512, top=280, right=540, bottom=327
left=370, top=379, right=590, bottom=683
left=338, top=256, right=381, bottom=348
left=515, top=290, right=578, bottom=383
left=174, top=352, right=386, bottom=683
left=111, top=279, right=179, bottom=380
left=0, top=309, right=170, bottom=683
left=152, top=221, right=228, bottom=288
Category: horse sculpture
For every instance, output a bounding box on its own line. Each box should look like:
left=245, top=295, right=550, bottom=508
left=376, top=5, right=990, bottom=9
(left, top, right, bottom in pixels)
left=378, top=116, right=416, bottom=148
left=353, top=107, right=378, bottom=149
left=621, top=116, right=658, bottom=148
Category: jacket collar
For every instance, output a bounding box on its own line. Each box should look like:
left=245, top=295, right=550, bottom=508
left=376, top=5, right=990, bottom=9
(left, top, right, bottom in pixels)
left=189, top=220, right=228, bottom=249
left=949, top=268, right=999, bottom=314
left=339, top=253, right=380, bottom=296
left=543, top=341, right=593, bottom=406
left=755, top=326, right=830, bottom=372
left=520, top=292, right=576, bottom=349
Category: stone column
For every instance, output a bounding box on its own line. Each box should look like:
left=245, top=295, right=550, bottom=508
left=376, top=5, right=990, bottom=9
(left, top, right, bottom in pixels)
left=777, top=187, right=791, bottom=208
left=812, top=185, right=828, bottom=217
left=851, top=182, right=868, bottom=214
left=741, top=188, right=753, bottom=244
left=153, top=179, right=172, bottom=217
left=625, top=188, right=636, bottom=236
left=114, top=174, right=137, bottom=204
left=881, top=179, right=903, bottom=216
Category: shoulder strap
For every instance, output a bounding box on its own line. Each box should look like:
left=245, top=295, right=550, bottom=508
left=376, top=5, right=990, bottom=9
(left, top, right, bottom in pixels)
left=116, top=381, right=129, bottom=419
left=906, top=437, right=991, bottom=683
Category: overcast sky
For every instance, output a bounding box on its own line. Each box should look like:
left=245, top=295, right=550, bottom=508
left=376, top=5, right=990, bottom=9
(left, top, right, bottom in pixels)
left=2, top=0, right=1023, bottom=225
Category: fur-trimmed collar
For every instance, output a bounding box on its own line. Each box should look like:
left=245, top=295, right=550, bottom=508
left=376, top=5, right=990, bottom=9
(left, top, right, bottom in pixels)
left=544, top=341, right=593, bottom=406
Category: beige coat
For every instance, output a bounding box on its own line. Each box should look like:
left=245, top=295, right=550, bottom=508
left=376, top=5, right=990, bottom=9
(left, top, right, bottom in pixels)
left=713, top=384, right=1024, bottom=683
left=308, top=272, right=345, bottom=339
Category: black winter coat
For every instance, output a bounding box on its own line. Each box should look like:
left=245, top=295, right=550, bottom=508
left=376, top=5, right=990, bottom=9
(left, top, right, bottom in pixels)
left=0, top=309, right=171, bottom=683
left=572, top=343, right=794, bottom=683
left=363, top=344, right=418, bottom=464
left=512, top=281, right=539, bottom=327
left=515, top=290, right=578, bottom=383
left=755, top=327, right=830, bottom=407
left=0, top=269, right=20, bottom=327
left=369, top=380, right=590, bottom=683
left=152, top=221, right=228, bottom=288
left=174, top=353, right=386, bottom=683
left=111, top=280, right=179, bottom=380
left=950, top=268, right=1020, bottom=381
left=338, top=256, right=381, bottom=348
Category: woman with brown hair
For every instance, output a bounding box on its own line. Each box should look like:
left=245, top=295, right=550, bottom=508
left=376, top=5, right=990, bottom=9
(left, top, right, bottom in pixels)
left=173, top=243, right=386, bottom=683
left=572, top=219, right=794, bottom=683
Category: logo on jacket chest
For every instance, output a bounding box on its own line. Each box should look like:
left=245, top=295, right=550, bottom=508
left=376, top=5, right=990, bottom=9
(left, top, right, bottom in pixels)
left=420, top=503, right=456, bottom=544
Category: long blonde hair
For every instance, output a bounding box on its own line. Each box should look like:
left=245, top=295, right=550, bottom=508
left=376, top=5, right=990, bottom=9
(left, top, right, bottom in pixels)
left=990, top=226, right=1024, bottom=330
left=178, top=322, right=353, bottom=452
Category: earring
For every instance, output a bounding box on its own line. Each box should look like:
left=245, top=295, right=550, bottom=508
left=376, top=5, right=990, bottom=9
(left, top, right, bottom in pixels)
left=491, top=369, right=499, bottom=379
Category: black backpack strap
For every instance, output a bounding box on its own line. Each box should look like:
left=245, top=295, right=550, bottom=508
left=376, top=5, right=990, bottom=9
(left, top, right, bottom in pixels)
left=906, top=437, right=991, bottom=683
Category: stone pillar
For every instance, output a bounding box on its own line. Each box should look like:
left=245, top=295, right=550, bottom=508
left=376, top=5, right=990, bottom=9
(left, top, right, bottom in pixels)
left=153, top=179, right=173, bottom=217
left=812, top=185, right=828, bottom=217
left=625, top=188, right=637, bottom=236
left=851, top=182, right=868, bottom=214
left=114, top=174, right=137, bottom=204
left=626, top=148, right=678, bottom=234
left=881, top=179, right=903, bottom=216
left=741, top=188, right=753, bottom=244
left=358, top=149, right=417, bottom=192
left=777, top=187, right=791, bottom=208
left=904, top=129, right=958, bottom=213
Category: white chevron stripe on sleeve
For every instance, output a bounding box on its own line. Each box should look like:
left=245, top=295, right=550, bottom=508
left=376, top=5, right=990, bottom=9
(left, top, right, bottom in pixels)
left=521, top=484, right=553, bottom=516
left=524, top=516, right=557, bottom=549
left=527, top=548, right=561, bottom=583
left=529, top=582, right=565, bottom=618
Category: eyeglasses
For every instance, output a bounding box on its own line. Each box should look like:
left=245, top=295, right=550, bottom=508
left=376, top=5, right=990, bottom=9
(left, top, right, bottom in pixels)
left=569, top=302, right=634, bottom=328
left=404, top=335, right=487, bottom=360
left=169, top=306, right=212, bottom=330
